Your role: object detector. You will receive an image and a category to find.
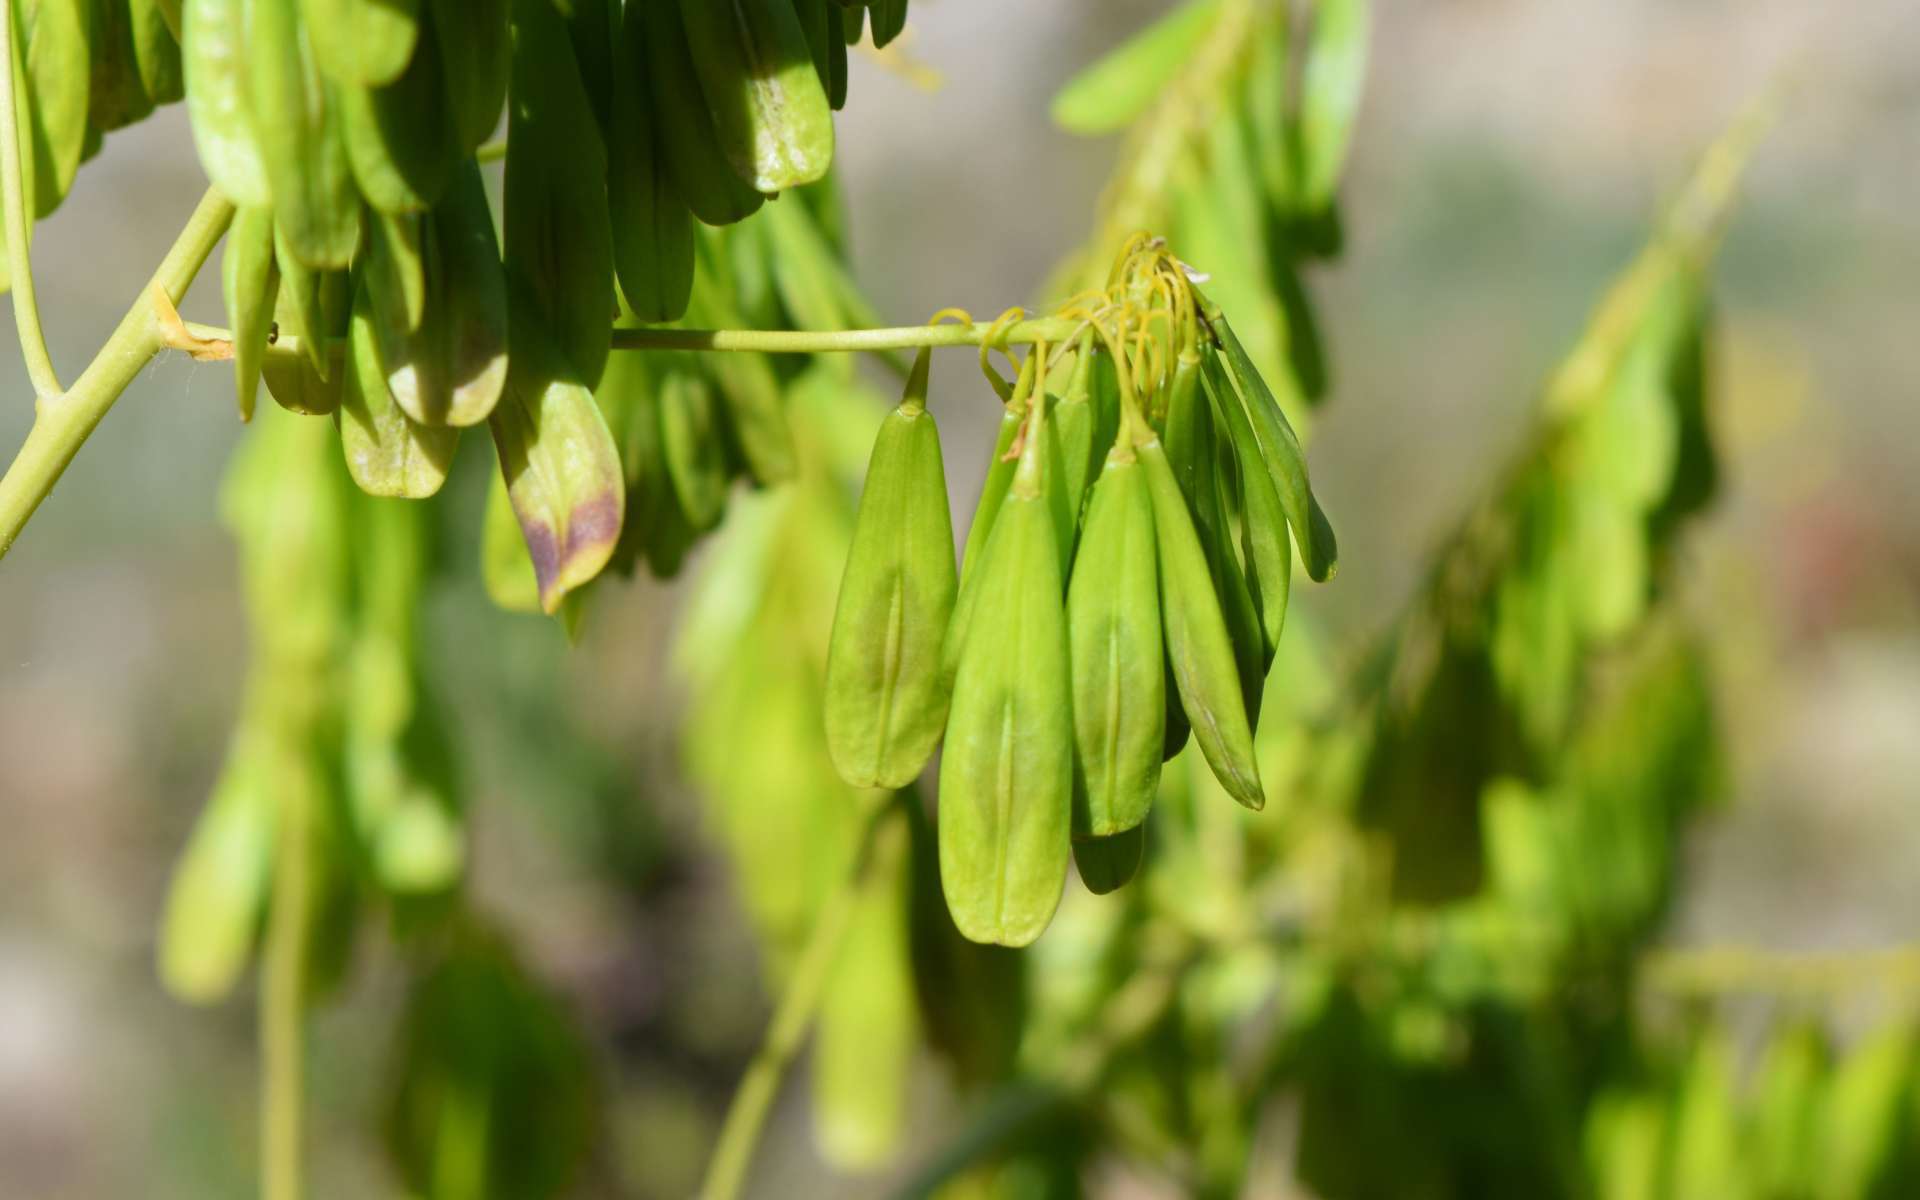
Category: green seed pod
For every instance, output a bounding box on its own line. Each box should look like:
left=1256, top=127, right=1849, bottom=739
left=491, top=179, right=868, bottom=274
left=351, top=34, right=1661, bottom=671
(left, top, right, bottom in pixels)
left=337, top=7, right=455, bottom=214
left=222, top=204, right=278, bottom=422
left=1138, top=436, right=1263, bottom=809
left=562, top=0, right=612, bottom=135
left=958, top=354, right=1038, bottom=584
left=157, top=722, right=276, bottom=1003
left=481, top=453, right=541, bottom=613
left=1048, top=0, right=1219, bottom=135
left=372, top=163, right=510, bottom=427
left=608, top=0, right=694, bottom=322
left=677, top=0, right=834, bottom=193
left=825, top=4, right=848, bottom=110
left=364, top=207, right=426, bottom=330
left=1296, top=0, right=1369, bottom=213
left=1052, top=348, right=1097, bottom=536
left=1162, top=656, right=1190, bottom=760
left=1202, top=462, right=1268, bottom=729
left=824, top=350, right=958, bottom=790
left=938, top=404, right=1072, bottom=948
left=657, top=360, right=730, bottom=532
left=1240, top=7, right=1295, bottom=214
left=684, top=238, right=796, bottom=483
left=299, top=0, right=418, bottom=88
left=338, top=280, right=457, bottom=498
left=1072, top=824, right=1143, bottom=895
left=183, top=0, right=270, bottom=207
left=428, top=0, right=507, bottom=152
left=488, top=293, right=626, bottom=613
left=89, top=0, right=156, bottom=132
left=249, top=0, right=361, bottom=268
left=261, top=256, right=347, bottom=415
left=644, top=0, right=766, bottom=226
left=1203, top=354, right=1290, bottom=653
left=1204, top=305, right=1338, bottom=581
left=15, top=0, right=93, bottom=216
left=1067, top=446, right=1164, bottom=838
left=867, top=0, right=905, bottom=49
left=127, top=0, right=181, bottom=102
left=505, top=0, right=614, bottom=388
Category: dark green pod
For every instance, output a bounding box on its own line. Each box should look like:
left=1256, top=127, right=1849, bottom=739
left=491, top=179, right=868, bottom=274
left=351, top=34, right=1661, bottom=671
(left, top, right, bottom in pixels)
left=867, top=0, right=906, bottom=48
left=1073, top=824, right=1144, bottom=895
left=1138, top=436, right=1263, bottom=810
left=222, top=204, right=278, bottom=421
left=824, top=350, right=957, bottom=790
left=249, top=0, right=361, bottom=267
left=128, top=0, right=181, bottom=104
left=338, top=280, right=457, bottom=498
left=1067, top=448, right=1164, bottom=837
left=645, top=0, right=765, bottom=226
left=657, top=361, right=730, bottom=532
left=337, top=8, right=455, bottom=214
left=89, top=0, right=157, bottom=131
left=677, top=0, right=834, bottom=192
left=608, top=0, right=694, bottom=322
left=938, top=454, right=1072, bottom=947
left=1203, top=354, right=1290, bottom=653
left=300, top=0, right=419, bottom=87
left=505, top=0, right=614, bottom=388
left=429, top=0, right=507, bottom=151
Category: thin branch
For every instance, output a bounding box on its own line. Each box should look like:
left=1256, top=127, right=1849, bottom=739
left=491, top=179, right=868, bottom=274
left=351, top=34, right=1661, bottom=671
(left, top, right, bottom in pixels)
left=0, top=187, right=234, bottom=558
left=698, top=799, right=901, bottom=1200
left=0, top=0, right=61, bottom=400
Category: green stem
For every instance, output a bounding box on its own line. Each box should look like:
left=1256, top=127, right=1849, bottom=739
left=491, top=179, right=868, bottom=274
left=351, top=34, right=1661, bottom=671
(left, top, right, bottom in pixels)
left=0, top=0, right=61, bottom=400
left=0, top=187, right=234, bottom=558
left=698, top=800, right=899, bottom=1200
left=261, top=753, right=313, bottom=1200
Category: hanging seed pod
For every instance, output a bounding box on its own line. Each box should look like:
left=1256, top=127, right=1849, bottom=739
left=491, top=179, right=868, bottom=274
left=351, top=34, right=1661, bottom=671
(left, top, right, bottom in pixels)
left=338, top=280, right=458, bottom=498
left=336, top=6, right=455, bottom=215
left=562, top=0, right=613, bottom=134
left=89, top=0, right=157, bottom=132
left=301, top=0, right=419, bottom=88
left=488, top=294, right=625, bottom=613
left=1138, top=435, right=1263, bottom=809
left=824, top=349, right=958, bottom=790
left=1048, top=0, right=1220, bottom=136
left=184, top=0, right=271, bottom=207
left=684, top=239, right=796, bottom=483
left=1295, top=0, right=1369, bottom=215
left=505, top=0, right=614, bottom=388
left=1203, top=355, right=1291, bottom=653
left=364, top=208, right=426, bottom=330
left=262, top=262, right=348, bottom=415
left=222, top=204, right=279, bottom=422
left=657, top=360, right=730, bottom=532
left=944, top=355, right=1038, bottom=688
left=644, top=0, right=765, bottom=226
left=16, top=0, right=93, bottom=216
left=677, top=0, right=834, bottom=192
left=608, top=0, right=694, bottom=322
left=939, top=398, right=1072, bottom=948
left=1072, top=824, right=1144, bottom=895
left=867, top=0, right=907, bottom=49
left=157, top=722, right=276, bottom=1003
left=1051, top=346, right=1097, bottom=543
left=429, top=0, right=508, bottom=152
left=1067, top=443, right=1164, bottom=837
left=372, top=163, right=510, bottom=427
left=249, top=0, right=362, bottom=268
left=128, top=0, right=183, bottom=106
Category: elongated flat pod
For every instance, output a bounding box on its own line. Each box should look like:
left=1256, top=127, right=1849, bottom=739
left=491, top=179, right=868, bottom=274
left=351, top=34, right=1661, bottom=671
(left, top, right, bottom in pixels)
left=248, top=0, right=361, bottom=267
left=338, top=281, right=457, bottom=498
left=938, top=484, right=1072, bottom=947
left=488, top=295, right=625, bottom=613
left=222, top=204, right=278, bottom=421
left=300, top=0, right=418, bottom=87
left=337, top=6, right=454, bottom=213
left=183, top=0, right=270, bottom=205
left=825, top=352, right=957, bottom=789
left=1072, top=824, right=1144, bottom=895
left=90, top=0, right=157, bottom=131
left=374, top=164, right=509, bottom=427
left=958, top=394, right=1026, bottom=585
left=17, top=0, right=92, bottom=215
left=1297, top=0, right=1369, bottom=212
left=1067, top=450, right=1164, bottom=836
left=261, top=252, right=346, bottom=413
left=608, top=0, right=693, bottom=322
left=678, top=0, right=834, bottom=192
left=1203, top=354, right=1290, bottom=653
left=505, top=0, right=614, bottom=387
left=157, top=720, right=276, bottom=1002
left=1205, top=303, right=1338, bottom=581
left=1138, top=436, right=1262, bottom=809
left=429, top=0, right=507, bottom=151
left=645, top=0, right=764, bottom=225
left=656, top=360, right=729, bottom=532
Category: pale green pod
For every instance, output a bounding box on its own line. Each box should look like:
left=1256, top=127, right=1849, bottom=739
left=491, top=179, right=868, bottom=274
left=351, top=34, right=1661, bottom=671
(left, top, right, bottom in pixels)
left=1067, top=449, right=1164, bottom=837
left=938, top=419, right=1072, bottom=948
left=221, top=203, right=278, bottom=421
left=365, top=207, right=426, bottom=330
left=16, top=0, right=94, bottom=215
left=336, top=7, right=454, bottom=214
left=260, top=264, right=347, bottom=414
left=1296, top=0, right=1369, bottom=212
left=127, top=0, right=181, bottom=103
left=657, top=362, right=729, bottom=532
left=1138, top=436, right=1263, bottom=809
left=157, top=723, right=276, bottom=1003
left=488, top=294, right=626, bottom=613
left=1072, top=824, right=1143, bottom=895
left=505, top=0, right=614, bottom=387
left=682, top=245, right=796, bottom=483
left=1240, top=8, right=1295, bottom=213
left=338, top=280, right=457, bottom=498
left=824, top=350, right=957, bottom=790
left=1203, top=354, right=1291, bottom=653
left=1051, top=349, right=1097, bottom=538
left=1049, top=0, right=1219, bottom=135
left=183, top=0, right=270, bottom=206
left=300, top=0, right=418, bottom=87
left=677, top=0, right=834, bottom=192
left=373, top=163, right=510, bottom=427
left=812, top=806, right=917, bottom=1170
left=248, top=0, right=361, bottom=268
left=958, top=390, right=1026, bottom=585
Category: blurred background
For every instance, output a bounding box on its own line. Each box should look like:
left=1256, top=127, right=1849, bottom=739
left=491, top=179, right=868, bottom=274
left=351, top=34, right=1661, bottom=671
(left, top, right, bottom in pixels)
left=2, top=0, right=1918, bottom=1195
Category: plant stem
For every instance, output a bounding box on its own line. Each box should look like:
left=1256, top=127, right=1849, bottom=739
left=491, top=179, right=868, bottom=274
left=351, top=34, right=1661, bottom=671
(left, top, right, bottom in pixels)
left=0, top=0, right=61, bottom=400
left=698, top=799, right=899, bottom=1200
left=0, top=187, right=234, bottom=558
left=260, top=750, right=314, bottom=1200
